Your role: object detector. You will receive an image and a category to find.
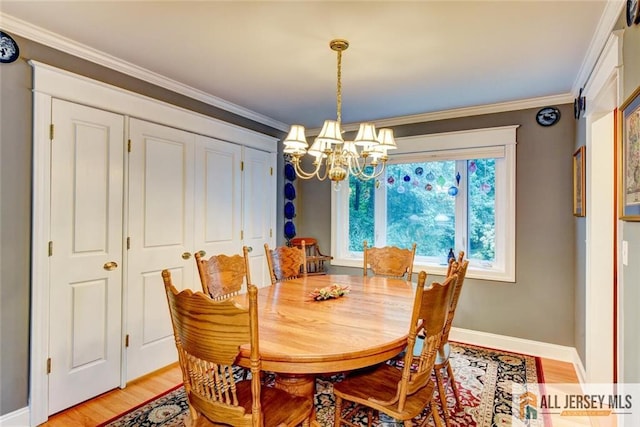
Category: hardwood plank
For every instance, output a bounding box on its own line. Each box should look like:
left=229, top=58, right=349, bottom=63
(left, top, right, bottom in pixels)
left=540, top=357, right=580, bottom=383
left=41, top=363, right=182, bottom=426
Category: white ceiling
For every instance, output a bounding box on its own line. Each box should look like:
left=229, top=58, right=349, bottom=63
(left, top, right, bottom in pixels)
left=0, top=1, right=623, bottom=132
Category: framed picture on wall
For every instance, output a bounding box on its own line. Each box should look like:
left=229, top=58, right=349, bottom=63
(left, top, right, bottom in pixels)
left=573, top=146, right=586, bottom=217
left=618, top=85, right=640, bottom=221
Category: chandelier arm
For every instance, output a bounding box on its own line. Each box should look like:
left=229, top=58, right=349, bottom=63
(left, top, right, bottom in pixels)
left=291, top=158, right=326, bottom=180
left=348, top=156, right=387, bottom=181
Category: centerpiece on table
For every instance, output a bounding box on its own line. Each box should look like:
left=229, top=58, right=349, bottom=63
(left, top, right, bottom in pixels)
left=309, top=284, right=350, bottom=301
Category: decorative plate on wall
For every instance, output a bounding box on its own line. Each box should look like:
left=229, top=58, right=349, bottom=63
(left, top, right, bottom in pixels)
left=536, top=107, right=561, bottom=127
left=627, top=0, right=640, bottom=26
left=0, top=31, right=20, bottom=64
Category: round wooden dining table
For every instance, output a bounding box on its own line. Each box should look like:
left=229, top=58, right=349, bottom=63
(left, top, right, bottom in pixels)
left=234, top=274, right=416, bottom=425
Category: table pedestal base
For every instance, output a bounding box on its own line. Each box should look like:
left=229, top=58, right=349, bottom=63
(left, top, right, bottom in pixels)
left=274, top=374, right=318, bottom=425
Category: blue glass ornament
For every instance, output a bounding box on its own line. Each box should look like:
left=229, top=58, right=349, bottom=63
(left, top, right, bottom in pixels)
left=284, top=163, right=296, bottom=181
left=456, top=172, right=461, bottom=185
left=426, top=171, right=435, bottom=181
left=284, top=221, right=296, bottom=239
left=284, top=201, right=296, bottom=219
left=415, top=167, right=424, bottom=176
left=447, top=248, right=455, bottom=263
left=403, top=175, right=411, bottom=182
left=284, top=182, right=296, bottom=200
left=448, top=186, right=459, bottom=196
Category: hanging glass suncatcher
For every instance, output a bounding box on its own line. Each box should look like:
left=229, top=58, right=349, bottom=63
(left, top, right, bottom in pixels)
left=284, top=161, right=297, bottom=243
left=383, top=165, right=463, bottom=197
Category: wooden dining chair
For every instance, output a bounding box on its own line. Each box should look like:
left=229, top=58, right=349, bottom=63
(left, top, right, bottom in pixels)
left=435, top=252, right=469, bottom=423
left=290, top=237, right=332, bottom=275
left=264, top=242, right=307, bottom=285
left=333, top=270, right=456, bottom=427
left=194, top=246, right=251, bottom=300
left=362, top=240, right=417, bottom=279
left=162, top=270, right=313, bottom=427
left=412, top=251, right=469, bottom=426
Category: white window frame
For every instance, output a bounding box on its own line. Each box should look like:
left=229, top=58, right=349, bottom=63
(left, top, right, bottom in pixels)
left=331, top=125, right=517, bottom=282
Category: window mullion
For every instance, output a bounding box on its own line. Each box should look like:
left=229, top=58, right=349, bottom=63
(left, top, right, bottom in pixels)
left=455, top=160, right=468, bottom=256
left=374, top=178, right=387, bottom=246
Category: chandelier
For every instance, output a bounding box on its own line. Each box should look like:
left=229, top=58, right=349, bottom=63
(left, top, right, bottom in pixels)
left=282, top=39, right=397, bottom=189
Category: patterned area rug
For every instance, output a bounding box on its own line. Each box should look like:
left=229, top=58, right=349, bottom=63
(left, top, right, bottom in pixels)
left=99, top=342, right=543, bottom=427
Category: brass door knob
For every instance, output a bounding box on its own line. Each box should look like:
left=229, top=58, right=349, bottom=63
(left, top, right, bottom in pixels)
left=246, top=246, right=253, bottom=253
left=103, top=261, right=118, bottom=271
left=182, top=252, right=192, bottom=260
left=196, top=250, right=206, bottom=257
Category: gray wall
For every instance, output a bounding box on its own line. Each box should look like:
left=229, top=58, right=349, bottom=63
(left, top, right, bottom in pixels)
left=0, top=35, right=284, bottom=416
left=621, top=24, right=640, bottom=383
left=293, top=107, right=577, bottom=347
left=0, top=46, right=32, bottom=416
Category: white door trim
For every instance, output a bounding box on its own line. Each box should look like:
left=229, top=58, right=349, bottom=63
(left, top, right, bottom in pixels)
left=30, top=91, right=53, bottom=427
left=582, top=30, right=622, bottom=384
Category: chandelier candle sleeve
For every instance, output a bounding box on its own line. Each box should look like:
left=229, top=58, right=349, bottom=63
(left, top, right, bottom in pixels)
left=283, top=39, right=397, bottom=188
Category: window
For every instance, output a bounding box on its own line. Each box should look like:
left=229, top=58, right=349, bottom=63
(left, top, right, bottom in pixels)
left=332, top=126, right=517, bottom=282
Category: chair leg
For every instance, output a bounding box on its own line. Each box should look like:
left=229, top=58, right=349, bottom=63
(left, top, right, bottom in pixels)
left=186, top=406, right=199, bottom=427
left=367, top=408, right=374, bottom=427
left=431, top=400, right=445, bottom=427
left=446, top=362, right=461, bottom=408
left=434, top=368, right=451, bottom=427
left=334, top=396, right=343, bottom=427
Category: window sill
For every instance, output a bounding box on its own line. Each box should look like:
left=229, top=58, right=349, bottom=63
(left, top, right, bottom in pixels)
left=331, top=257, right=515, bottom=283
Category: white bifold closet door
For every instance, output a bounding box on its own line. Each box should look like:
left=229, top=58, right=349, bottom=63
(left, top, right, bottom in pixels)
left=48, top=99, right=124, bottom=414
left=126, top=118, right=196, bottom=380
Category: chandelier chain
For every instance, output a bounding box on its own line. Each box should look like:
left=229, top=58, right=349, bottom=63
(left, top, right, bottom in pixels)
left=336, top=49, right=342, bottom=125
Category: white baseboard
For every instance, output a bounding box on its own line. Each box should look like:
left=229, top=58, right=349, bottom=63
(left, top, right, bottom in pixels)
left=450, top=327, right=585, bottom=382
left=0, top=407, right=29, bottom=427
left=571, top=348, right=587, bottom=384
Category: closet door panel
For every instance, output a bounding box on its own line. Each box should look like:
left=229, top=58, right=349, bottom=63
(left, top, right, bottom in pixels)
left=194, top=136, right=242, bottom=260
left=126, top=118, right=195, bottom=381
left=48, top=99, right=124, bottom=413
left=243, top=147, right=276, bottom=287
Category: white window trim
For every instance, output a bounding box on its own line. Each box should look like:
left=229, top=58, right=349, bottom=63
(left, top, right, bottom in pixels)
left=331, top=125, right=517, bottom=282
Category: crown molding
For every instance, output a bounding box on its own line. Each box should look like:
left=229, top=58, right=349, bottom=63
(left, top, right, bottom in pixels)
left=309, top=93, right=574, bottom=135
left=571, top=0, right=625, bottom=96
left=0, top=12, right=290, bottom=132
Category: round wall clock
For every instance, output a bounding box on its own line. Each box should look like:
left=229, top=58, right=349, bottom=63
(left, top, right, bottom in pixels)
left=536, top=107, right=561, bottom=127
left=627, top=0, right=640, bottom=26
left=0, top=31, right=20, bottom=64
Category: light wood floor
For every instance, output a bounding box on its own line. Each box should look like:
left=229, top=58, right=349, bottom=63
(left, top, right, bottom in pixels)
left=39, top=356, right=579, bottom=426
